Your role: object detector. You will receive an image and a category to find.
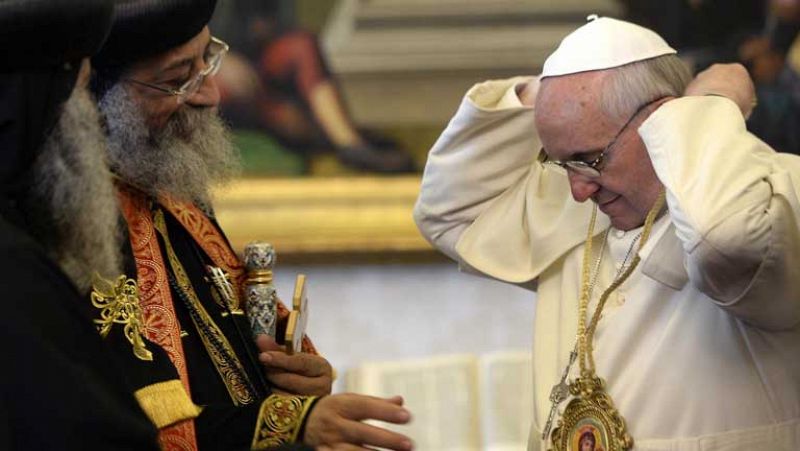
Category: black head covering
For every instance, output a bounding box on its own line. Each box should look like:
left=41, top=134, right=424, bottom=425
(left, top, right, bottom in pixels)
left=0, top=0, right=114, bottom=71
left=91, top=0, right=217, bottom=98
left=93, top=0, right=217, bottom=69
left=0, top=0, right=114, bottom=207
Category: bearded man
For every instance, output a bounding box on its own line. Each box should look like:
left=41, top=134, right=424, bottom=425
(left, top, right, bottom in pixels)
left=0, top=0, right=159, bottom=448
left=415, top=16, right=800, bottom=451
left=91, top=1, right=413, bottom=450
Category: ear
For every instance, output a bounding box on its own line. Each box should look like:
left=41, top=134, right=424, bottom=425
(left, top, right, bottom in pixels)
left=517, top=76, right=542, bottom=106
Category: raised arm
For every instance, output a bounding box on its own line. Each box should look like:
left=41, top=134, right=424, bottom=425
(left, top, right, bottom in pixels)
left=413, top=76, right=540, bottom=260
left=414, top=76, right=598, bottom=283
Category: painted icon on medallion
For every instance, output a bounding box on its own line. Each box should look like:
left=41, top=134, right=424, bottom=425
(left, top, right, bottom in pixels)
left=569, top=422, right=608, bottom=451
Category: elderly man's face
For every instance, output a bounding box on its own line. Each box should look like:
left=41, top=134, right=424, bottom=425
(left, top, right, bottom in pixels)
left=535, top=72, right=664, bottom=231
left=98, top=26, right=238, bottom=206
left=122, top=26, right=219, bottom=132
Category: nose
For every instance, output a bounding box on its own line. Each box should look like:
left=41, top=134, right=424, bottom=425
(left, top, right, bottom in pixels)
left=185, top=73, right=220, bottom=108
left=568, top=171, right=600, bottom=203
left=76, top=58, right=92, bottom=88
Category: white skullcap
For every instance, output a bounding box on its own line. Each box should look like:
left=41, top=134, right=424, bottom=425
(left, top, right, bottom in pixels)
left=541, top=15, right=676, bottom=78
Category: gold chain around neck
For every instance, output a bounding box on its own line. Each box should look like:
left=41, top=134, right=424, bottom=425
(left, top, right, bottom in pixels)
left=577, top=191, right=666, bottom=376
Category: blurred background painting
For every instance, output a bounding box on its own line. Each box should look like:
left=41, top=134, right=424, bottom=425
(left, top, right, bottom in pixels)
left=211, top=0, right=799, bottom=180
left=210, top=0, right=799, bottom=262
left=212, top=0, right=417, bottom=177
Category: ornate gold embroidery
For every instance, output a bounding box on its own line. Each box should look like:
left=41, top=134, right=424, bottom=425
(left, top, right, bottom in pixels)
left=117, top=185, right=198, bottom=451
left=91, top=274, right=153, bottom=361
left=251, top=394, right=317, bottom=449
left=550, top=375, right=633, bottom=451
left=160, top=197, right=319, bottom=355
left=153, top=209, right=256, bottom=407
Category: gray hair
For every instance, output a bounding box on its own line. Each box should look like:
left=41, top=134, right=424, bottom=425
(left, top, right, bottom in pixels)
left=599, top=54, right=692, bottom=120
left=24, top=86, right=122, bottom=292
left=99, top=83, right=240, bottom=211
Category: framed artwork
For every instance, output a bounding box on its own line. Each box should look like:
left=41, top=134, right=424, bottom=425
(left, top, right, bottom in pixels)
left=213, top=176, right=440, bottom=263
left=209, top=1, right=442, bottom=262
left=209, top=0, right=608, bottom=261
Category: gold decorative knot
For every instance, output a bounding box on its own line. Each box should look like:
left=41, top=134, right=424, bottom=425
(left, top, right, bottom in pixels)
left=91, top=274, right=153, bottom=361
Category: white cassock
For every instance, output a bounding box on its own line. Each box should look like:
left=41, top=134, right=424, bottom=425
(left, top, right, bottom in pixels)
left=414, top=77, right=800, bottom=450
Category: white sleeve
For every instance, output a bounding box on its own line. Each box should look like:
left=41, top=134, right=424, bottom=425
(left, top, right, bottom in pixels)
left=414, top=77, right=599, bottom=283
left=640, top=96, right=800, bottom=330
left=413, top=76, right=538, bottom=261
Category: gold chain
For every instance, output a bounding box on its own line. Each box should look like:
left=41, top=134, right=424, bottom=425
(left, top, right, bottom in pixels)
left=578, top=191, right=666, bottom=376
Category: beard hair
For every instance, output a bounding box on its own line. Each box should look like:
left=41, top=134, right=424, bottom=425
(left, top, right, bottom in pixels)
left=98, top=83, right=240, bottom=211
left=23, top=86, right=123, bottom=293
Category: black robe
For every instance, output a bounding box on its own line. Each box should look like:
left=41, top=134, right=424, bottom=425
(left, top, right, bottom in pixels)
left=0, top=212, right=159, bottom=450
left=115, top=200, right=316, bottom=450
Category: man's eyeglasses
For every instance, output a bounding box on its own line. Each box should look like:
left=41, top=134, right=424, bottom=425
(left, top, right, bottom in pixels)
left=125, top=36, right=229, bottom=104
left=540, top=97, right=667, bottom=178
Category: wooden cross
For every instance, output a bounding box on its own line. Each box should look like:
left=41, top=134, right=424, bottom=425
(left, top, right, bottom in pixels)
left=285, top=274, right=308, bottom=354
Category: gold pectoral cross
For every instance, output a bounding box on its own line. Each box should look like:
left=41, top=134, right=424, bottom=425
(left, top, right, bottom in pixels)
left=206, top=265, right=244, bottom=316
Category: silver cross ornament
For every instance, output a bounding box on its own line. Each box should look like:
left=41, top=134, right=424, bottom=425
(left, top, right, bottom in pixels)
left=542, top=349, right=577, bottom=440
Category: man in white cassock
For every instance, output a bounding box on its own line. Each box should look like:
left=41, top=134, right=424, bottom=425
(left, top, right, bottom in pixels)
left=414, top=16, right=800, bottom=451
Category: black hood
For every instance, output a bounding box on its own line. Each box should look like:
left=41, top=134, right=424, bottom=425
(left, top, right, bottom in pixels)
left=0, top=0, right=113, bottom=209
left=93, top=0, right=217, bottom=70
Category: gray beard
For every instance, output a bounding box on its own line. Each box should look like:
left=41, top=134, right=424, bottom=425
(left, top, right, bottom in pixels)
left=24, top=87, right=123, bottom=292
left=98, top=83, right=240, bottom=210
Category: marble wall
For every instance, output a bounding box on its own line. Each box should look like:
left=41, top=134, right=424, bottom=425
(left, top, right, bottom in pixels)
left=269, top=262, right=536, bottom=391
left=322, top=0, right=622, bottom=127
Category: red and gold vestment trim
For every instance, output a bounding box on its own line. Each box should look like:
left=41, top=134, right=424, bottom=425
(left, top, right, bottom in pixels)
left=117, top=185, right=199, bottom=451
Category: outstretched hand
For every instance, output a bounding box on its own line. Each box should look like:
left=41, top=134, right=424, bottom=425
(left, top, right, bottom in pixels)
left=305, top=394, right=413, bottom=451
left=257, top=335, right=333, bottom=396
left=684, top=63, right=757, bottom=118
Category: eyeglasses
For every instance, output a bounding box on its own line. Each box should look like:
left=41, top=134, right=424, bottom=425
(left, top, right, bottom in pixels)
left=124, top=36, right=229, bottom=104
left=540, top=97, right=667, bottom=178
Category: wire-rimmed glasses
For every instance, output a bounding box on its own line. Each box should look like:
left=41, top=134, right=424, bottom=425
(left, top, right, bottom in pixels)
left=125, top=36, right=229, bottom=104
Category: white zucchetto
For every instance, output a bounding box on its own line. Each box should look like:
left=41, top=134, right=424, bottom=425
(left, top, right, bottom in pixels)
left=541, top=15, right=677, bottom=78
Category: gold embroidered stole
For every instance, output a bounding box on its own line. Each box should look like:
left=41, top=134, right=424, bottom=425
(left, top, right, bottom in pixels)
left=117, top=185, right=320, bottom=450
left=116, top=186, right=199, bottom=451
left=159, top=196, right=318, bottom=355
left=152, top=208, right=257, bottom=407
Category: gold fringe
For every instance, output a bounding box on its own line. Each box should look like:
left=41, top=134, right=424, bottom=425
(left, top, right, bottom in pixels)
left=134, top=380, right=203, bottom=428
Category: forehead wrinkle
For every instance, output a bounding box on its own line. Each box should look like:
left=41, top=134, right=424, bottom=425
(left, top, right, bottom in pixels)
left=536, top=72, right=617, bottom=158
left=540, top=73, right=605, bottom=114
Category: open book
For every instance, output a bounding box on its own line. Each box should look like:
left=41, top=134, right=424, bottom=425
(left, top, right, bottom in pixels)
left=347, top=351, right=533, bottom=451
